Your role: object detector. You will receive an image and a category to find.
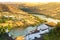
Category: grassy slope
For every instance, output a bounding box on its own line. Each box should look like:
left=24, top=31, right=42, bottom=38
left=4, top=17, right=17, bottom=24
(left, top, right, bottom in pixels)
left=0, top=4, right=42, bottom=29
left=18, top=2, right=60, bottom=19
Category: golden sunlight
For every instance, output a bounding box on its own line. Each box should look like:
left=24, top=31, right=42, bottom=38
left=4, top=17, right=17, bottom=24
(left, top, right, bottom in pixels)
left=0, top=0, right=60, bottom=2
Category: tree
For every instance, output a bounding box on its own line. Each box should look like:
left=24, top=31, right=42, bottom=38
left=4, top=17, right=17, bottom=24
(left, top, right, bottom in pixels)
left=56, top=22, right=60, bottom=27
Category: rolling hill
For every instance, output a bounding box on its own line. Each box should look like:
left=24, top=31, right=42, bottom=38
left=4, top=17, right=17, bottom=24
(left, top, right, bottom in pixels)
left=0, top=3, right=42, bottom=29
left=18, top=2, right=60, bottom=19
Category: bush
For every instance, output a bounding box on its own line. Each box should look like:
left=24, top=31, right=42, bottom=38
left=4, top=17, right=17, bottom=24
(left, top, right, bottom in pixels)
left=43, top=26, right=60, bottom=40
left=56, top=22, right=60, bottom=27
left=0, top=25, right=12, bottom=35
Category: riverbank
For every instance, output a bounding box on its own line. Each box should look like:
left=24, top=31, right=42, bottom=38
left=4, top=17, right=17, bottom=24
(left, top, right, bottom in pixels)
left=33, top=14, right=60, bottom=27
left=8, top=14, right=58, bottom=40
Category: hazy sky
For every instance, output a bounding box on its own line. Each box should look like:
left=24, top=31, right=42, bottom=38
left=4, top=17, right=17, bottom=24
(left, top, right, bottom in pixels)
left=0, top=0, right=60, bottom=2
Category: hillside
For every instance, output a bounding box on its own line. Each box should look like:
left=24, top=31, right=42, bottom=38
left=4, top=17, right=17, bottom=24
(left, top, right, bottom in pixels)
left=18, top=2, right=60, bottom=19
left=0, top=4, right=41, bottom=29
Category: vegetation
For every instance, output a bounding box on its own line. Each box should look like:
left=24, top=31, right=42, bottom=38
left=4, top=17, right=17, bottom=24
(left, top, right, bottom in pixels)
left=0, top=4, right=44, bottom=40
left=0, top=4, right=45, bottom=40
left=18, top=2, right=60, bottom=19
left=0, top=4, right=43, bottom=35
left=56, top=22, right=60, bottom=27
left=43, top=22, right=60, bottom=40
left=0, top=25, right=12, bottom=40
left=0, top=25, right=12, bottom=34
left=1, top=3, right=60, bottom=40
left=0, top=33, right=14, bottom=40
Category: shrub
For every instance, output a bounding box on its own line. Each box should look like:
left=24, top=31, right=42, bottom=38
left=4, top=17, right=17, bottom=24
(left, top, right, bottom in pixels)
left=43, top=26, right=60, bottom=40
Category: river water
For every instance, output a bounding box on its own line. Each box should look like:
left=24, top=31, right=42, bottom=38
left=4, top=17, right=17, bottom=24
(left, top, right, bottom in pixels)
left=8, top=14, right=54, bottom=39
left=9, top=26, right=37, bottom=39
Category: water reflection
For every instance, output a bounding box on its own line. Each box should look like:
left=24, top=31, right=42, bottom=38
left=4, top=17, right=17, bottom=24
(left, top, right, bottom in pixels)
left=9, top=24, right=51, bottom=40
left=9, top=26, right=36, bottom=39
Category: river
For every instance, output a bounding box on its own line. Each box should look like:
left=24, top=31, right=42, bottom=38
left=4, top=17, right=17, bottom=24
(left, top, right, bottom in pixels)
left=8, top=14, right=59, bottom=40
left=33, top=14, right=60, bottom=23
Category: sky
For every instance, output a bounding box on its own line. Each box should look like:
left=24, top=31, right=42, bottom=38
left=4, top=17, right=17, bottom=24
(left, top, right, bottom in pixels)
left=0, top=0, right=60, bottom=2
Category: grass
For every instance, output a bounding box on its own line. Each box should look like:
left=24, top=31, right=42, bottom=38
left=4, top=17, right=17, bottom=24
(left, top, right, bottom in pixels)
left=43, top=27, right=60, bottom=40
